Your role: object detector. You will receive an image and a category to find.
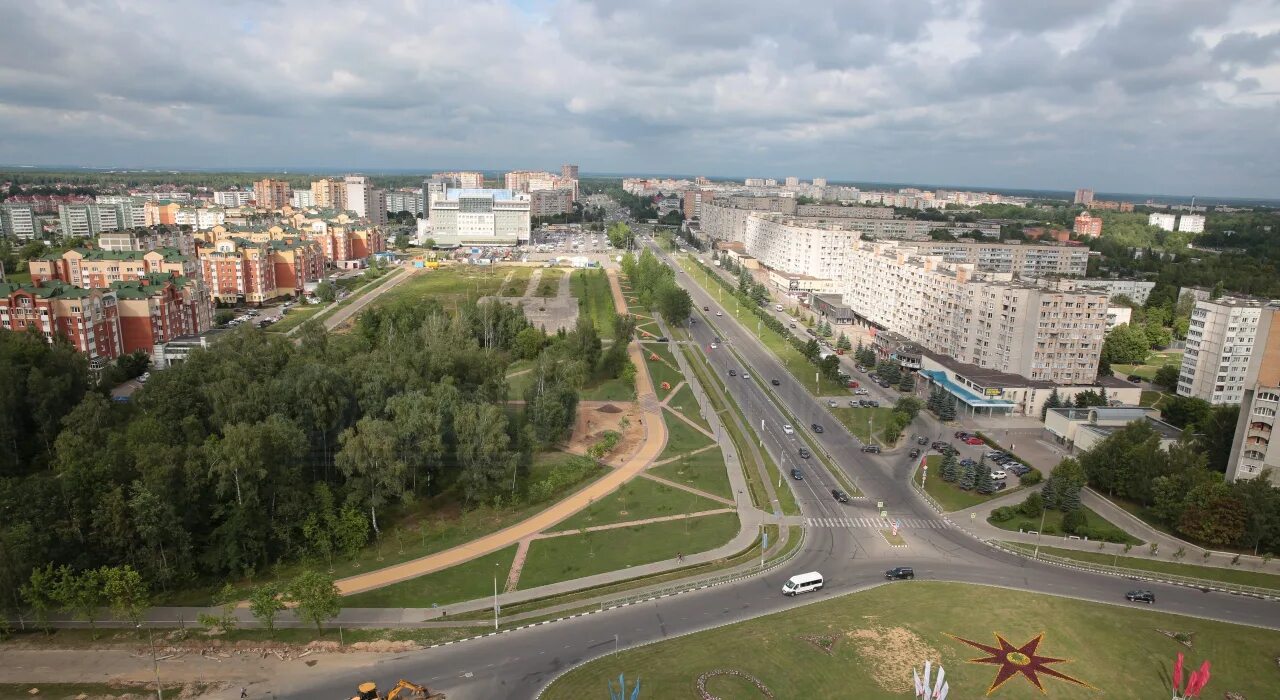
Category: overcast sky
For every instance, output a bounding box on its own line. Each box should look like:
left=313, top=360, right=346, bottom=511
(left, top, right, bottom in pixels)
left=1, top=0, right=1278, bottom=196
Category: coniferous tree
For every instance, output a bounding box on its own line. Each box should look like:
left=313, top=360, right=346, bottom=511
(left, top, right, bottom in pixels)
left=1041, top=388, right=1063, bottom=421
left=899, top=372, right=915, bottom=392
left=940, top=451, right=959, bottom=483
left=959, top=461, right=977, bottom=490
left=939, top=397, right=957, bottom=422
left=976, top=463, right=995, bottom=494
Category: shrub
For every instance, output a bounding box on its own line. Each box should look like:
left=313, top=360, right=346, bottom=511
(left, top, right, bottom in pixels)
left=1019, top=469, right=1043, bottom=486
left=1062, top=508, right=1086, bottom=535
left=1018, top=491, right=1044, bottom=517
left=990, top=507, right=1016, bottom=522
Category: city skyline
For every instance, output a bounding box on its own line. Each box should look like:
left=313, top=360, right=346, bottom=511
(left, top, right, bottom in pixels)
left=1, top=0, right=1278, bottom=198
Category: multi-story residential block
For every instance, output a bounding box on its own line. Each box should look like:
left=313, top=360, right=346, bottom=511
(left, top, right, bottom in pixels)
left=277, top=212, right=386, bottom=264
left=561, top=164, right=579, bottom=180
left=384, top=190, right=424, bottom=215
left=213, top=190, right=253, bottom=207
left=1178, top=214, right=1206, bottom=233
left=744, top=178, right=766, bottom=187
left=1177, top=296, right=1271, bottom=404
left=197, top=236, right=324, bottom=304
left=343, top=176, right=387, bottom=224
left=530, top=188, right=574, bottom=218
left=253, top=178, right=291, bottom=209
left=784, top=176, right=799, bottom=187
left=1074, top=279, right=1157, bottom=304
left=1226, top=303, right=1280, bottom=485
left=427, top=189, right=530, bottom=246
left=1105, top=305, right=1132, bottom=332
left=0, top=203, right=38, bottom=240
left=1073, top=212, right=1103, bottom=237
left=110, top=273, right=214, bottom=355
left=1, top=194, right=91, bottom=213
left=682, top=189, right=716, bottom=220
left=795, top=204, right=895, bottom=219
left=1074, top=188, right=1094, bottom=206
left=432, top=171, right=486, bottom=189
left=310, top=179, right=346, bottom=210
left=504, top=171, right=578, bottom=200
left=131, top=191, right=192, bottom=203
left=95, top=196, right=149, bottom=228
left=812, top=177, right=828, bottom=188
left=58, top=203, right=116, bottom=237
left=291, top=190, right=316, bottom=209
left=741, top=215, right=859, bottom=282
left=98, top=228, right=197, bottom=257
left=1090, top=200, right=1135, bottom=212
left=29, top=248, right=197, bottom=288
left=908, top=240, right=1090, bottom=278
left=1149, top=212, right=1177, bottom=231
left=0, top=281, right=122, bottom=367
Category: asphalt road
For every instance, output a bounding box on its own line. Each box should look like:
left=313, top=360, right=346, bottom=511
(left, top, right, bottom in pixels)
left=268, top=243, right=1280, bottom=700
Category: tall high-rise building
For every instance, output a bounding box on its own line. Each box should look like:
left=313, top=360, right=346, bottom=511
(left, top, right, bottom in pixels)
left=422, top=178, right=449, bottom=219
left=1, top=203, right=39, bottom=240
left=311, top=179, right=346, bottom=210
left=1177, top=297, right=1271, bottom=404
left=561, top=164, right=579, bottom=180
left=812, top=177, right=827, bottom=188
left=1074, top=188, right=1094, bottom=206
left=342, top=176, right=386, bottom=224
left=784, top=176, right=799, bottom=187
left=1226, top=302, right=1280, bottom=485
left=253, top=179, right=291, bottom=209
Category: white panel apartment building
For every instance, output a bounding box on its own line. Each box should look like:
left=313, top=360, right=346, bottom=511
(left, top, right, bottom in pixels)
left=768, top=237, right=1107, bottom=385
left=741, top=215, right=859, bottom=281
left=1178, top=297, right=1271, bottom=405
left=1075, top=279, right=1157, bottom=304
left=0, top=204, right=38, bottom=240
left=1225, top=303, right=1280, bottom=485
left=428, top=189, right=531, bottom=246
left=1149, top=213, right=1177, bottom=231
left=909, top=241, right=1090, bottom=278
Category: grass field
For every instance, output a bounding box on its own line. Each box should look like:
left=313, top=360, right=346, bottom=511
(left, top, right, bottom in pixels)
left=914, top=456, right=1005, bottom=512
left=0, top=683, right=214, bottom=699
left=518, top=512, right=740, bottom=589
left=572, top=268, right=617, bottom=339
left=552, top=476, right=726, bottom=531
left=641, top=342, right=682, bottom=399
left=665, top=383, right=710, bottom=431
left=829, top=405, right=896, bottom=444
left=266, top=304, right=323, bottom=333
left=1113, top=349, right=1183, bottom=382
left=1140, top=390, right=1171, bottom=408
left=989, top=505, right=1142, bottom=544
left=649, top=446, right=732, bottom=500
left=535, top=267, right=565, bottom=297
left=341, top=545, right=518, bottom=608
left=1008, top=542, right=1280, bottom=590
left=373, top=265, right=507, bottom=308
left=499, top=266, right=535, bottom=296
left=541, top=581, right=1280, bottom=700
left=656, top=407, right=715, bottom=460
left=506, top=368, right=537, bottom=400
left=580, top=374, right=635, bottom=401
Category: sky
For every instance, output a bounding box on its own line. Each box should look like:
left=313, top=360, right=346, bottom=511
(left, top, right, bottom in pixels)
left=1, top=0, right=1278, bottom=197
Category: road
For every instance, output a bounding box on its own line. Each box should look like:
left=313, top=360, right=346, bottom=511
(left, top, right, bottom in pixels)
left=264, top=242, right=1280, bottom=700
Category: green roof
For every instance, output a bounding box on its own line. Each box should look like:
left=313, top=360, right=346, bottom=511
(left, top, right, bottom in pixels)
left=0, top=281, right=94, bottom=299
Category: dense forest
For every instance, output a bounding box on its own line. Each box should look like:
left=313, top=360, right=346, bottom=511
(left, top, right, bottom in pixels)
left=0, top=293, right=609, bottom=615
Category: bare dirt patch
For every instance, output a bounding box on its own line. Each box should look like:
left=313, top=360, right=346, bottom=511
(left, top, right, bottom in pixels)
left=846, top=626, right=941, bottom=694
left=564, top=402, right=643, bottom=467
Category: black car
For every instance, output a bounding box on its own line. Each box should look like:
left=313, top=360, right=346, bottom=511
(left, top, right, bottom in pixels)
left=1127, top=374, right=1142, bottom=383
left=728, top=369, right=737, bottom=377
left=868, top=400, right=880, bottom=407
left=993, top=481, right=1008, bottom=491
left=811, top=423, right=824, bottom=433
left=656, top=336, right=669, bottom=342
left=861, top=445, right=881, bottom=453
left=909, top=448, right=921, bottom=459
left=1125, top=590, right=1155, bottom=604
left=798, top=447, right=811, bottom=459
left=703, top=306, right=710, bottom=311
left=878, top=380, right=892, bottom=388
left=831, top=489, right=850, bottom=503
left=960, top=458, right=976, bottom=467
left=791, top=468, right=804, bottom=480
left=916, top=436, right=928, bottom=446
left=771, top=379, right=781, bottom=386
left=954, top=431, right=969, bottom=439
left=885, top=567, right=915, bottom=580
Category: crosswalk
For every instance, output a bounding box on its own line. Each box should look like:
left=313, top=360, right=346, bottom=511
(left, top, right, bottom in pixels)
left=804, top=516, right=949, bottom=530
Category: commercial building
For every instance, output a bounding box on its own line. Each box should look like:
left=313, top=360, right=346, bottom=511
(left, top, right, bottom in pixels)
left=213, top=190, right=253, bottom=207
left=1045, top=406, right=1182, bottom=454
left=29, top=248, right=197, bottom=288
left=0, top=281, right=121, bottom=367
left=1073, top=212, right=1103, bottom=237
left=530, top=188, right=574, bottom=217
left=427, top=189, right=531, bottom=246
left=1149, top=213, right=1177, bottom=231
left=1, top=203, right=38, bottom=240
left=1226, top=303, right=1280, bottom=485
left=1074, top=279, right=1157, bottom=304
left=310, top=179, right=346, bottom=210
left=1178, top=214, right=1206, bottom=233
left=917, top=350, right=1138, bottom=418
left=253, top=178, right=291, bottom=209
left=1177, top=297, right=1275, bottom=404
left=1074, top=189, right=1094, bottom=206
left=197, top=237, right=325, bottom=304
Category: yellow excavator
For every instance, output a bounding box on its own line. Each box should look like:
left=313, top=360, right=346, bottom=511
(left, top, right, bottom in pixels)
left=352, top=679, right=445, bottom=700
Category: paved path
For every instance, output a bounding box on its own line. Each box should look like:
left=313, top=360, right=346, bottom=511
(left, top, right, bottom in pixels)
left=651, top=443, right=719, bottom=467
left=638, top=472, right=736, bottom=506
left=543, top=509, right=735, bottom=536
left=523, top=267, right=542, bottom=297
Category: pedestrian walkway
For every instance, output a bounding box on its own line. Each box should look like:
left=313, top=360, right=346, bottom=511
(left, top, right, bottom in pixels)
left=523, top=267, right=543, bottom=297
left=542, top=508, right=735, bottom=537
left=650, top=443, right=718, bottom=467
left=804, top=516, right=949, bottom=529
left=639, top=472, right=736, bottom=506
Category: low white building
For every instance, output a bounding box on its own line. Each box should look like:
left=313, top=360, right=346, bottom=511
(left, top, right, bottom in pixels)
left=1044, top=406, right=1183, bottom=454
left=1149, top=213, right=1177, bottom=231
left=428, top=188, right=531, bottom=246
left=1178, top=214, right=1206, bottom=233
left=1076, top=279, right=1157, bottom=304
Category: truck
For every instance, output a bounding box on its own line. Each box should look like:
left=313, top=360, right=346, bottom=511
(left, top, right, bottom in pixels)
left=353, top=679, right=444, bottom=700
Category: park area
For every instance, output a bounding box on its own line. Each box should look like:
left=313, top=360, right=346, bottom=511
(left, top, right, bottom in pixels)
left=540, top=581, right=1280, bottom=700
left=370, top=264, right=509, bottom=308
left=1112, top=349, right=1183, bottom=382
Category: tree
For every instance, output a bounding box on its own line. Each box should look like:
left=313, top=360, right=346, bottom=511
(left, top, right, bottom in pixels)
left=1100, top=323, right=1151, bottom=365
left=939, top=397, right=957, bottom=422
left=455, top=403, right=518, bottom=505
left=513, top=327, right=545, bottom=360
left=894, top=396, right=924, bottom=421
left=102, top=565, right=149, bottom=627
left=940, top=451, right=959, bottom=483
left=1073, top=390, right=1107, bottom=408
left=1209, top=280, right=1225, bottom=300
left=959, top=461, right=977, bottom=490
left=248, top=583, right=286, bottom=637
left=975, top=463, right=995, bottom=494
left=1018, top=492, right=1044, bottom=518
left=1153, top=364, right=1180, bottom=391
left=1041, top=388, right=1063, bottom=421
left=878, top=362, right=901, bottom=385
left=287, top=570, right=341, bottom=633
left=898, top=372, right=915, bottom=392
left=1197, top=405, right=1241, bottom=473
left=836, top=333, right=852, bottom=351
left=336, top=504, right=371, bottom=564
left=654, top=284, right=692, bottom=324
left=314, top=281, right=337, bottom=303
left=1160, top=395, right=1212, bottom=430
left=335, top=417, right=407, bottom=535
left=1062, top=508, right=1086, bottom=535
left=53, top=566, right=106, bottom=635
left=215, top=310, right=236, bottom=326
left=802, top=339, right=820, bottom=361
left=20, top=564, right=59, bottom=634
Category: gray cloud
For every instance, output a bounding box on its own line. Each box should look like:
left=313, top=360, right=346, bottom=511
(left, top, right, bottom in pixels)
left=0, top=0, right=1276, bottom=197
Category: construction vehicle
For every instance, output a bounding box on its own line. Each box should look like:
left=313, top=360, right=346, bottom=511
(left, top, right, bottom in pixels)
left=352, top=679, right=445, bottom=700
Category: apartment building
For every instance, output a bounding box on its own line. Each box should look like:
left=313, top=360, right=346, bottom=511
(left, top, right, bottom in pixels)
left=1073, top=212, right=1103, bottom=237
left=427, top=189, right=531, bottom=246
left=290, top=190, right=316, bottom=209
left=59, top=203, right=121, bottom=237
left=253, top=178, right=291, bottom=209
left=682, top=189, right=716, bottom=220
left=111, top=273, right=215, bottom=355
left=0, top=203, right=38, bottom=239
left=1074, top=189, right=1095, bottom=206
left=198, top=237, right=324, bottom=304
left=213, top=190, right=253, bottom=207
left=98, top=228, right=197, bottom=257
left=1226, top=303, right=1280, bottom=485
left=530, top=188, right=574, bottom=217
left=278, top=212, right=386, bottom=264
left=701, top=199, right=945, bottom=243
left=805, top=241, right=1106, bottom=385
left=29, top=248, right=196, bottom=288
left=561, top=164, right=579, bottom=180
left=433, top=171, right=485, bottom=189
left=1177, top=296, right=1272, bottom=404
left=95, top=196, right=149, bottom=228
left=0, top=281, right=122, bottom=367
left=1178, top=214, right=1206, bottom=233
left=741, top=215, right=859, bottom=282
left=1074, top=279, right=1157, bottom=304
left=795, top=204, right=895, bottom=219
left=384, top=190, right=424, bottom=215
left=310, top=179, right=346, bottom=210
left=909, top=240, right=1090, bottom=278
left=1, top=194, right=91, bottom=214
left=343, top=176, right=388, bottom=224
left=1149, top=213, right=1177, bottom=231
left=504, top=170, right=578, bottom=200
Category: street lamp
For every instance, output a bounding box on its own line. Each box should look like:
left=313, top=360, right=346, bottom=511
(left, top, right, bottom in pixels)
left=1033, top=504, right=1049, bottom=559
left=138, top=623, right=163, bottom=700
left=493, top=563, right=501, bottom=630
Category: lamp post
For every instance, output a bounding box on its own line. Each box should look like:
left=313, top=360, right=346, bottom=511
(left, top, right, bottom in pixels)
left=139, top=623, right=163, bottom=700
left=1033, top=504, right=1049, bottom=559
left=493, top=563, right=501, bottom=630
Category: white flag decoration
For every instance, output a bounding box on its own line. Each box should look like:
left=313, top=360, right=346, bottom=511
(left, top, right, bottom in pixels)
left=938, top=681, right=950, bottom=700
left=932, top=666, right=946, bottom=698
left=913, top=669, right=923, bottom=698
left=923, top=661, right=933, bottom=694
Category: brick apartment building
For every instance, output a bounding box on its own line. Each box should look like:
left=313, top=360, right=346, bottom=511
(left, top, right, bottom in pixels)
left=198, top=237, right=324, bottom=304
left=0, top=281, right=123, bottom=367
left=28, top=248, right=198, bottom=288
left=111, top=273, right=215, bottom=355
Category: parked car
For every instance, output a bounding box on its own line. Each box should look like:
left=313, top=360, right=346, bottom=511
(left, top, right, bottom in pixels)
left=791, top=468, right=804, bottom=480
left=827, top=400, right=838, bottom=408
left=909, top=448, right=921, bottom=459
left=990, top=469, right=1008, bottom=480
left=811, top=423, right=824, bottom=433
left=831, top=489, right=850, bottom=503
left=798, top=447, right=811, bottom=459
left=885, top=567, right=915, bottom=580
left=954, top=431, right=969, bottom=439
left=1126, top=590, right=1155, bottom=604
left=960, top=458, right=976, bottom=467
left=854, top=365, right=866, bottom=373
left=772, top=379, right=781, bottom=386
left=789, top=322, right=797, bottom=328
left=854, top=388, right=869, bottom=395
left=993, top=481, right=1008, bottom=491
left=878, top=380, right=892, bottom=388
left=656, top=336, right=669, bottom=342
left=138, top=372, right=151, bottom=383
left=861, top=445, right=881, bottom=453
left=847, top=380, right=860, bottom=388
left=931, top=441, right=947, bottom=450
left=963, top=436, right=984, bottom=446
left=1127, top=375, right=1142, bottom=383
left=716, top=311, right=723, bottom=316
left=782, top=424, right=795, bottom=435
left=868, top=400, right=880, bottom=407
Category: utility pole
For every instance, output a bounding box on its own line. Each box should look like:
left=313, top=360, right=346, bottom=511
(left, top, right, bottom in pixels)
left=493, top=564, right=500, bottom=630
left=1033, top=505, right=1049, bottom=559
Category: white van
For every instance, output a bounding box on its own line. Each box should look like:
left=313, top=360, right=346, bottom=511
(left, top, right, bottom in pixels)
left=782, top=571, right=824, bottom=596
left=775, top=304, right=784, bottom=312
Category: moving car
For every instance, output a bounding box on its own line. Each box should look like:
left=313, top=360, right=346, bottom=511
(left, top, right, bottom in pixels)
left=861, top=445, right=881, bottom=453
left=742, top=372, right=751, bottom=379
left=831, top=489, right=850, bottom=503
left=827, top=400, right=838, bottom=408
left=791, top=468, right=804, bottom=480
left=728, top=369, right=737, bottom=377
left=909, top=448, right=921, bottom=459
left=710, top=343, right=718, bottom=349
left=798, top=448, right=810, bottom=459
left=772, top=379, right=781, bottom=386
left=1127, top=375, right=1142, bottom=383
left=1125, top=590, right=1155, bottom=604
left=885, top=567, right=915, bottom=580
left=963, top=436, right=984, bottom=446
left=716, top=311, right=723, bottom=316
left=782, top=424, right=795, bottom=435
left=782, top=571, right=823, bottom=596
left=811, top=423, right=824, bottom=433
left=703, top=306, right=709, bottom=311
left=917, top=436, right=929, bottom=445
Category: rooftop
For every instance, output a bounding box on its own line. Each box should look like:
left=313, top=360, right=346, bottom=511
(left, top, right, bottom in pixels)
left=445, top=188, right=517, bottom=200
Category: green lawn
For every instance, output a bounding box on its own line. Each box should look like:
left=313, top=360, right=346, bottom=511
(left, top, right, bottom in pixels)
left=266, top=305, right=323, bottom=333
left=665, top=383, right=710, bottom=431
left=341, top=545, right=518, bottom=608
left=580, top=374, right=636, bottom=401
left=572, top=268, right=617, bottom=339
left=656, top=407, right=715, bottom=460
left=541, top=581, right=1280, bottom=700
left=1113, top=349, right=1183, bottom=382
left=535, top=267, right=565, bottom=297
left=3, top=270, right=32, bottom=285
left=678, top=257, right=845, bottom=395
left=642, top=342, right=682, bottom=399
left=372, top=265, right=507, bottom=308
left=649, top=446, right=732, bottom=500
left=989, top=505, right=1142, bottom=544
left=518, top=512, right=740, bottom=590
left=913, top=456, right=1006, bottom=512
left=829, top=405, right=897, bottom=444
left=552, top=476, right=727, bottom=531
left=1009, top=543, right=1280, bottom=590
left=506, top=368, right=537, bottom=401
left=499, top=266, right=535, bottom=297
